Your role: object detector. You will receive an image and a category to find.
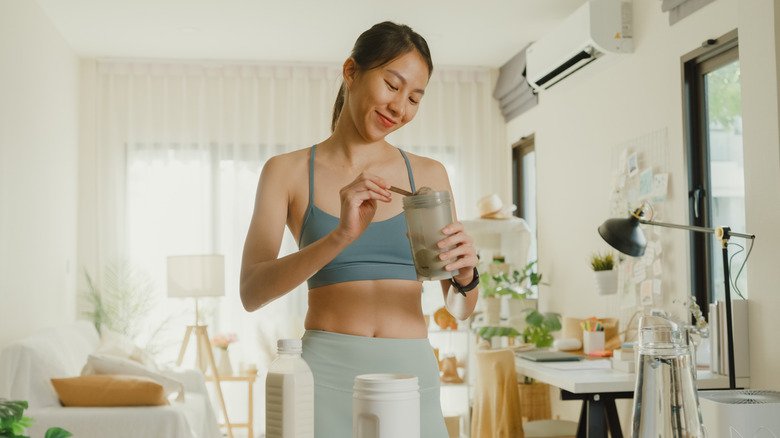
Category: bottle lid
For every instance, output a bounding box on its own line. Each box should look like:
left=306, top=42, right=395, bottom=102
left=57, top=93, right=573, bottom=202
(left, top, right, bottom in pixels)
left=402, top=190, right=451, bottom=209
left=637, top=315, right=684, bottom=350
left=277, top=338, right=302, bottom=354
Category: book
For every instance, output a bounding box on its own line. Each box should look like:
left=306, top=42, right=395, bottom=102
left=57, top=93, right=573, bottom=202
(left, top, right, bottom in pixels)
left=709, top=302, right=720, bottom=374
left=708, top=299, right=749, bottom=378
left=613, top=348, right=634, bottom=361
left=611, top=357, right=636, bottom=373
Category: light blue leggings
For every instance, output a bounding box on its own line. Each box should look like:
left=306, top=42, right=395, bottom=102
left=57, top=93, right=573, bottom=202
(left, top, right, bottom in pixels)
left=301, top=330, right=448, bottom=438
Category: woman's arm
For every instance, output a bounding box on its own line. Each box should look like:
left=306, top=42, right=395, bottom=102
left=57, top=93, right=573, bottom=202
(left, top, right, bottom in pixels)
left=418, top=161, right=479, bottom=320
left=438, top=220, right=480, bottom=321
left=240, top=156, right=392, bottom=312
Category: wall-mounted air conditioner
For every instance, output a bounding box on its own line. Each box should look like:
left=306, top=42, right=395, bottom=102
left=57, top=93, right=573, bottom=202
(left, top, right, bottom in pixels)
left=526, top=0, right=633, bottom=91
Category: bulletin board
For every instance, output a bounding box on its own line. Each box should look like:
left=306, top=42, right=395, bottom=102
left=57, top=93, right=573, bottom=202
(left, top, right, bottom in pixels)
left=607, top=128, right=670, bottom=321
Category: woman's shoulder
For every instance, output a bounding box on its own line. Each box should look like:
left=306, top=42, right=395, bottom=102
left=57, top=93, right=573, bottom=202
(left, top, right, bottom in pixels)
left=263, top=146, right=313, bottom=173
left=401, top=149, right=447, bottom=175
left=399, top=149, right=450, bottom=190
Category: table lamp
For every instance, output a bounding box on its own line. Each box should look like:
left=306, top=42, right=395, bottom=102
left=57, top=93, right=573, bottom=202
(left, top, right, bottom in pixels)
left=597, top=206, right=754, bottom=390
left=166, top=254, right=233, bottom=437
left=167, top=254, right=225, bottom=326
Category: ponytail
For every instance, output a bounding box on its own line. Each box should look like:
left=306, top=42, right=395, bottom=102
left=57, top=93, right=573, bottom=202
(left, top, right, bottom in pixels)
left=331, top=82, right=346, bottom=133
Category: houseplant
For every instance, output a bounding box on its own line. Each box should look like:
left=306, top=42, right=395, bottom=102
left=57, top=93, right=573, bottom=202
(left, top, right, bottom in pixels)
left=82, top=259, right=173, bottom=356
left=0, top=398, right=71, bottom=438
left=590, top=251, right=618, bottom=295
left=521, top=309, right=562, bottom=348
left=481, top=260, right=545, bottom=325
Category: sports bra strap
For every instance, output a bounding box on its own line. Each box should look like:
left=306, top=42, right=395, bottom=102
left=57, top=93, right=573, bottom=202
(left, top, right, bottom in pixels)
left=399, top=149, right=416, bottom=193
left=308, top=144, right=317, bottom=205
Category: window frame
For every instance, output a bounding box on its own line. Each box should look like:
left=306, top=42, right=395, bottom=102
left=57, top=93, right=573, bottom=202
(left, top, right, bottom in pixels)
left=682, top=30, right=740, bottom=320
left=511, top=134, right=535, bottom=220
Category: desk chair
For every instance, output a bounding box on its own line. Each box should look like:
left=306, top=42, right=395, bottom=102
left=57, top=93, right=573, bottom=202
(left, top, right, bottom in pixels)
left=471, top=347, right=578, bottom=438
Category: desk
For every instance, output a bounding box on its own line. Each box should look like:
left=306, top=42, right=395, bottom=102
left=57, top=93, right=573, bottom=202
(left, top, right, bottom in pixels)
left=205, top=374, right=257, bottom=438
left=516, top=356, right=749, bottom=438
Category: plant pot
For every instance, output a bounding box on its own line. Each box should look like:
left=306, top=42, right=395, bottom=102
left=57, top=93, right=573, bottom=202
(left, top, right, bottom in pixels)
left=482, top=296, right=502, bottom=325
left=507, top=298, right=537, bottom=332
left=594, top=269, right=618, bottom=295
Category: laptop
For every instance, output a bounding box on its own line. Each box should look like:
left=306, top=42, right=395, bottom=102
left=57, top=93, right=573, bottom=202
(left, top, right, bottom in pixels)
left=516, top=350, right=584, bottom=362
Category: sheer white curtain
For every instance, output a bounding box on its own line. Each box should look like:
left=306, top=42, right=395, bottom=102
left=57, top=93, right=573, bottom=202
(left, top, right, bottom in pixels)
left=92, top=60, right=506, bottom=370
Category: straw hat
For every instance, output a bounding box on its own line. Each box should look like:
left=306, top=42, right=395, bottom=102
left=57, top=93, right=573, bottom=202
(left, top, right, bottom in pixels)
left=477, top=194, right=517, bottom=219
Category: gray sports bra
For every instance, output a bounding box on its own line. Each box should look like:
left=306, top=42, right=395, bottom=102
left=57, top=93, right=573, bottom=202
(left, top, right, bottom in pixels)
left=298, top=145, right=418, bottom=289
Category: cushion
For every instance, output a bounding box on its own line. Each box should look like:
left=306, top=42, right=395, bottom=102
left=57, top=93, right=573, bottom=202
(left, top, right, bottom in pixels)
left=51, top=374, right=168, bottom=407
left=95, top=328, right=160, bottom=371
left=82, top=353, right=184, bottom=401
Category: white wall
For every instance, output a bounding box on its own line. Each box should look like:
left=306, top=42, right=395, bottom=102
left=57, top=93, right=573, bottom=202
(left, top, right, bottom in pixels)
left=507, top=0, right=780, bottom=430
left=0, top=0, right=80, bottom=349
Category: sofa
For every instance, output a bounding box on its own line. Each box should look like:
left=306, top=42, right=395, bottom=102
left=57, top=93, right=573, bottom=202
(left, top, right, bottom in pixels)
left=0, top=321, right=221, bottom=438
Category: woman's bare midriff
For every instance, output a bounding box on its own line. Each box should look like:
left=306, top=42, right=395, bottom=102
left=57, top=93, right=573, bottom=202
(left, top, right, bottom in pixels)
left=304, top=279, right=429, bottom=339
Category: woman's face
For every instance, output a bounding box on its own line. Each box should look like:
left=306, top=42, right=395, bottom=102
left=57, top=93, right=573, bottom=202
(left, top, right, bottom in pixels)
left=345, top=50, right=430, bottom=142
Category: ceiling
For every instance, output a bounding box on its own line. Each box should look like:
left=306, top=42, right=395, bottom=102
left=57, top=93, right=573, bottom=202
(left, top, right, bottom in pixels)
left=35, top=0, right=588, bottom=68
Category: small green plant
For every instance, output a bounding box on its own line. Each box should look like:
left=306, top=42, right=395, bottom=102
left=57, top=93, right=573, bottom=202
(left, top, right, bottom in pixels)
left=82, top=259, right=174, bottom=356
left=590, top=251, right=615, bottom=271
left=0, top=398, right=72, bottom=438
left=473, top=326, right=521, bottom=340
left=481, top=260, right=545, bottom=299
left=521, top=309, right=562, bottom=348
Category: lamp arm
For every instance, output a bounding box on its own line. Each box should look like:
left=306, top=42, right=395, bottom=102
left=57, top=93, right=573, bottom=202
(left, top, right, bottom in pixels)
left=637, top=219, right=755, bottom=241
left=637, top=219, right=717, bottom=235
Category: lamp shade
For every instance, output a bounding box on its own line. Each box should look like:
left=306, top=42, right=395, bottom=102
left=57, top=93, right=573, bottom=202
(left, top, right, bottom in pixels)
left=597, top=215, right=647, bottom=257
left=167, top=255, right=225, bottom=298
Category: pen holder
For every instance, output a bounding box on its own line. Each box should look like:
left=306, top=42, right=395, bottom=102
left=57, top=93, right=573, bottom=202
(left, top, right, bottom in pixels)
left=583, top=330, right=605, bottom=355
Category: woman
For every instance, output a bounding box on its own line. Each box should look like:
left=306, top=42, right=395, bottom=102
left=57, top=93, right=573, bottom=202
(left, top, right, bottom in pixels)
left=240, top=21, right=479, bottom=437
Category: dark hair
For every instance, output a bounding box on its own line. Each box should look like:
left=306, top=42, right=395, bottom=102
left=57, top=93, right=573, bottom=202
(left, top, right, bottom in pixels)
left=331, top=21, right=434, bottom=132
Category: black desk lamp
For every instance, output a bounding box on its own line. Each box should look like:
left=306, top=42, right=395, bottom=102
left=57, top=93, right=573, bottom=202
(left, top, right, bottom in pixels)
left=598, top=206, right=755, bottom=390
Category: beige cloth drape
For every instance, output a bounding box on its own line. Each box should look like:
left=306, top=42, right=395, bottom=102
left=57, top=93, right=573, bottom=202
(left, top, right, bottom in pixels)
left=471, top=348, right=524, bottom=438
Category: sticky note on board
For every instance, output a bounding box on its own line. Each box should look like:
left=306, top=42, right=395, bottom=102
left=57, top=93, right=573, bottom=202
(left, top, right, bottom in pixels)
left=618, top=150, right=627, bottom=173
left=653, top=259, right=663, bottom=276
left=653, top=173, right=669, bottom=202
left=640, top=280, right=653, bottom=305
left=639, top=169, right=654, bottom=198
left=633, top=260, right=647, bottom=283
left=644, top=247, right=656, bottom=263
left=653, top=279, right=662, bottom=295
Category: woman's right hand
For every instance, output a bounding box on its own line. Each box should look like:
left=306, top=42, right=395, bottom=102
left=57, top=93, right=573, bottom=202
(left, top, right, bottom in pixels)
left=335, top=171, right=392, bottom=242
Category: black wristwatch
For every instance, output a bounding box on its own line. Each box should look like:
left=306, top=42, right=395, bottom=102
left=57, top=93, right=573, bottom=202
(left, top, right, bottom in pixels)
left=450, top=267, right=480, bottom=296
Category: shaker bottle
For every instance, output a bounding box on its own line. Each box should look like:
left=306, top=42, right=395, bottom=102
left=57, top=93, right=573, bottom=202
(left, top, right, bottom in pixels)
left=402, top=190, right=455, bottom=281
left=353, top=373, right=420, bottom=438
left=631, top=315, right=705, bottom=438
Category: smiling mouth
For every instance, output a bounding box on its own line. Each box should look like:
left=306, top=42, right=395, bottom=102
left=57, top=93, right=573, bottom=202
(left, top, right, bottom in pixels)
left=377, top=112, right=397, bottom=128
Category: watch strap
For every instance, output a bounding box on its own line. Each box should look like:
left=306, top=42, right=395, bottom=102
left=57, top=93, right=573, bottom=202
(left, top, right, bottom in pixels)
left=450, top=267, right=480, bottom=296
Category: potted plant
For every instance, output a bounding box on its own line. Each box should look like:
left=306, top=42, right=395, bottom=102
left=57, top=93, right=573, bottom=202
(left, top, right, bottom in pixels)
left=479, top=261, right=505, bottom=326
left=503, top=261, right=545, bottom=322
left=590, top=251, right=618, bottom=295
left=521, top=309, right=562, bottom=348
left=473, top=325, right=521, bottom=341
left=481, top=259, right=546, bottom=328
left=0, top=398, right=72, bottom=438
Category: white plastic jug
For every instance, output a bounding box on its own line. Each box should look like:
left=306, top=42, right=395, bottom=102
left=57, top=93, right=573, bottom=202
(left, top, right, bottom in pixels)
left=266, top=338, right=314, bottom=438
left=353, top=373, right=420, bottom=438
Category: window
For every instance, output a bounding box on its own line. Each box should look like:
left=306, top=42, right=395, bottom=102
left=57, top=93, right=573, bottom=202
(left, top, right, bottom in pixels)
left=512, top=134, right=537, bottom=263
left=683, top=30, right=748, bottom=318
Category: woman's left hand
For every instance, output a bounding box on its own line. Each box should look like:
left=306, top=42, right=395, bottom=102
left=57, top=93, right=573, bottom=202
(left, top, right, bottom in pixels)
left=437, top=222, right=478, bottom=284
